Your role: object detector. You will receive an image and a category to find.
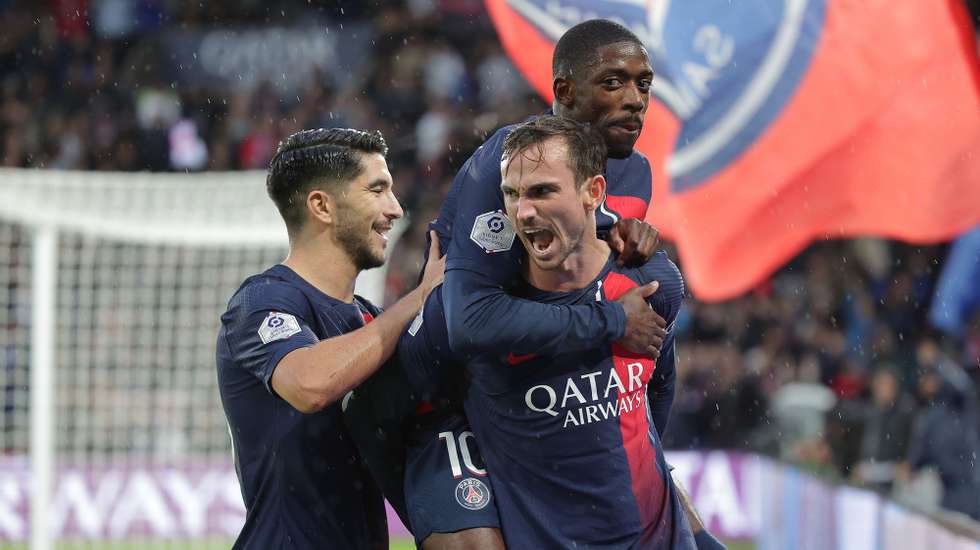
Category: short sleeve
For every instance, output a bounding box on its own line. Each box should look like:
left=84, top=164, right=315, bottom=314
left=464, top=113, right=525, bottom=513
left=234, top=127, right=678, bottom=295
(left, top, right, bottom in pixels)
left=220, top=280, right=322, bottom=393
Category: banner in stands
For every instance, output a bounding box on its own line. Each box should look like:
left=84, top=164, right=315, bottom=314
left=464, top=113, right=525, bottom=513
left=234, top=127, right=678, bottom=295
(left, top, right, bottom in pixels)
left=485, top=0, right=980, bottom=301
left=161, top=22, right=374, bottom=94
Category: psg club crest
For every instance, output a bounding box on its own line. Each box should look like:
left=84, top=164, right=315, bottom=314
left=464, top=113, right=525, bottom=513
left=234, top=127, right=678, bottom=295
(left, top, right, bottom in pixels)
left=493, top=0, right=827, bottom=191
left=455, top=478, right=491, bottom=511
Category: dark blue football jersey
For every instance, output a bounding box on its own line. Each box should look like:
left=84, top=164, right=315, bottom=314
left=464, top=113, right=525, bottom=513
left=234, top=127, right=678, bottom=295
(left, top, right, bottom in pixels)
left=436, top=117, right=653, bottom=358
left=216, top=264, right=387, bottom=550
left=399, top=252, right=691, bottom=548
left=466, top=252, right=691, bottom=549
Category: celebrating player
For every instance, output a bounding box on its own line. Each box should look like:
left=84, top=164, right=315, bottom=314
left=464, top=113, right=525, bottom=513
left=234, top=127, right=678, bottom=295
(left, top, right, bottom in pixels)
left=478, top=114, right=693, bottom=547
left=215, top=128, right=444, bottom=549
left=346, top=19, right=673, bottom=549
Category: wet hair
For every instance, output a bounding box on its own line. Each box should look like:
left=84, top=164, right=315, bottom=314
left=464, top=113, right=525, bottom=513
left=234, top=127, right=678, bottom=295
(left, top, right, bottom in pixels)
left=552, top=19, right=644, bottom=82
left=266, top=128, right=388, bottom=233
left=501, top=115, right=606, bottom=186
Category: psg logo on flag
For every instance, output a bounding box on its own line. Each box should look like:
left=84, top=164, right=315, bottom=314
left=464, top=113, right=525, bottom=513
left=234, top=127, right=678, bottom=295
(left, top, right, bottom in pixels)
left=494, top=0, right=826, bottom=190
left=455, top=478, right=491, bottom=510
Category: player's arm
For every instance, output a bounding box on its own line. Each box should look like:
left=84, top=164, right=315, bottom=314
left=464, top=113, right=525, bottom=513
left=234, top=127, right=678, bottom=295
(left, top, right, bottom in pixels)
left=443, top=133, right=664, bottom=359
left=273, top=234, right=445, bottom=413
left=643, top=252, right=685, bottom=435
left=672, top=472, right=728, bottom=550
left=648, top=330, right=676, bottom=436
left=445, top=270, right=665, bottom=357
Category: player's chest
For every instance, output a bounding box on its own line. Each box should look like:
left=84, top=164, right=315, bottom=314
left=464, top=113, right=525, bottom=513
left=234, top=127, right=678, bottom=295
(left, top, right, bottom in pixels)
left=503, top=353, right=655, bottom=434
left=309, top=302, right=374, bottom=338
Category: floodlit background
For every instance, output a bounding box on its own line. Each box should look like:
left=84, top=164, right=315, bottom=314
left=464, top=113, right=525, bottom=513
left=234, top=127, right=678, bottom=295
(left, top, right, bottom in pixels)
left=1, top=1, right=979, bottom=549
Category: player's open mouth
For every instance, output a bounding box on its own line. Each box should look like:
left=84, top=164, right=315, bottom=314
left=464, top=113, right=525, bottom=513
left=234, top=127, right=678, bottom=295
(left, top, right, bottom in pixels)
left=524, top=228, right=556, bottom=255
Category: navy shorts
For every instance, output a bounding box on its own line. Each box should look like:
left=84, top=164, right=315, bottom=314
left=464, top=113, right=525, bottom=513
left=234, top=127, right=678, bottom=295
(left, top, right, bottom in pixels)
left=405, top=411, right=501, bottom=545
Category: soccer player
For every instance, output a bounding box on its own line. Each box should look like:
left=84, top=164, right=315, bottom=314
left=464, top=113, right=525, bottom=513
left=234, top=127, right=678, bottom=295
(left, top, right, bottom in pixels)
left=215, top=128, right=444, bottom=549
left=346, top=19, right=670, bottom=549
left=469, top=115, right=694, bottom=547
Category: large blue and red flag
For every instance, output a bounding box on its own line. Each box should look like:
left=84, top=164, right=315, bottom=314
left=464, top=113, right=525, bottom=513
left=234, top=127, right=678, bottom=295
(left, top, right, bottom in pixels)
left=486, top=0, right=980, bottom=301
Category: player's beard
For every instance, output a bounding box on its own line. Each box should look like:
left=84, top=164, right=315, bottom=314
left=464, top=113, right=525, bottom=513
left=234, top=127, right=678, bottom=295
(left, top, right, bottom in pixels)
left=334, top=210, right=385, bottom=271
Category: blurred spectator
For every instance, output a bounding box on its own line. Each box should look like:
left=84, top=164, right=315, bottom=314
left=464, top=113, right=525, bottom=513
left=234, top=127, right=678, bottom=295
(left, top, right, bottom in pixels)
left=900, top=342, right=980, bottom=520
left=851, top=365, right=917, bottom=494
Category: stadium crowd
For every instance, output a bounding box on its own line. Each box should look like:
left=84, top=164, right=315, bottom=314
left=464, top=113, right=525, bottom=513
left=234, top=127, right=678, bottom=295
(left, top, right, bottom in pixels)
left=2, top=0, right=980, bottom=522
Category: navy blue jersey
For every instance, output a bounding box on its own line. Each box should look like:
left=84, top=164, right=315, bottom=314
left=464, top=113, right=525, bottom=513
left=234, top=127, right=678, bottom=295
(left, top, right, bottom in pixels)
left=399, top=252, right=688, bottom=548
left=437, top=119, right=653, bottom=358
left=216, top=264, right=387, bottom=550
left=466, top=252, right=688, bottom=549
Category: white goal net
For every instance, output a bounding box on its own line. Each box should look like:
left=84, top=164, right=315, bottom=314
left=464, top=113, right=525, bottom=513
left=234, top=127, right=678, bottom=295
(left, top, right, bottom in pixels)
left=0, top=168, right=397, bottom=548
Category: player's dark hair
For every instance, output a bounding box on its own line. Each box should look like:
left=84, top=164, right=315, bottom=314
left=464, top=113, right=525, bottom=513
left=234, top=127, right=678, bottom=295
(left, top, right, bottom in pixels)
left=266, top=128, right=388, bottom=233
left=552, top=19, right=644, bottom=82
left=501, top=115, right=607, bottom=186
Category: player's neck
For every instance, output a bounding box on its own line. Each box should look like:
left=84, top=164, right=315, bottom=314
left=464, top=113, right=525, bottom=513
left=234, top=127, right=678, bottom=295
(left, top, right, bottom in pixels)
left=282, top=236, right=359, bottom=303
left=526, top=237, right=610, bottom=292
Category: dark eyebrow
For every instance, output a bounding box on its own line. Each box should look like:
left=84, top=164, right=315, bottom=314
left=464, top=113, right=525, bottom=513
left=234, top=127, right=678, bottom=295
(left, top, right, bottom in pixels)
left=598, top=67, right=654, bottom=80
left=527, top=181, right=560, bottom=192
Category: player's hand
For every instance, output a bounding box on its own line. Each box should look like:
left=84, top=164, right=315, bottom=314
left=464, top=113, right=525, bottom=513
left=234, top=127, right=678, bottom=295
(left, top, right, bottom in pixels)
left=614, top=281, right=667, bottom=358
left=671, top=470, right=706, bottom=534
left=418, top=230, right=446, bottom=303
left=606, top=218, right=659, bottom=267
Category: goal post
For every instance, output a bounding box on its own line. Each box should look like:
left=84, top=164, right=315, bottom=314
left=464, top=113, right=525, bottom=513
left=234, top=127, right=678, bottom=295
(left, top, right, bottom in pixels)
left=0, top=168, right=401, bottom=546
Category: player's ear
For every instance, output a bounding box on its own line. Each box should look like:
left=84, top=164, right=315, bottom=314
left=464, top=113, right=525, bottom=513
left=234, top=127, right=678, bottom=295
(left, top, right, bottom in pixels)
left=584, top=174, right=606, bottom=211
left=553, top=75, right=575, bottom=109
left=306, top=189, right=335, bottom=226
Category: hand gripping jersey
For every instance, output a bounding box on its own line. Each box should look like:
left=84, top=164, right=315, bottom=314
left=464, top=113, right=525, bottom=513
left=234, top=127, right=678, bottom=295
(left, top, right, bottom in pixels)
left=216, top=265, right=387, bottom=550
left=462, top=252, right=696, bottom=549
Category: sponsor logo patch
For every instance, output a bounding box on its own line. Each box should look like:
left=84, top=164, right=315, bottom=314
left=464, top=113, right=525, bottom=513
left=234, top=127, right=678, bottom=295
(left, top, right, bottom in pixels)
left=455, top=477, right=491, bottom=511
left=469, top=210, right=515, bottom=254
left=257, top=312, right=302, bottom=344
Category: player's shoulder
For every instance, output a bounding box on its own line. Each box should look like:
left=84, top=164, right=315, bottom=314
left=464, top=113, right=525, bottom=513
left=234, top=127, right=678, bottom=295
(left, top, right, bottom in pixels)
left=628, top=147, right=651, bottom=164
left=224, top=265, right=318, bottom=321
left=481, top=116, right=540, bottom=156
left=606, top=149, right=652, bottom=184
left=624, top=251, right=684, bottom=305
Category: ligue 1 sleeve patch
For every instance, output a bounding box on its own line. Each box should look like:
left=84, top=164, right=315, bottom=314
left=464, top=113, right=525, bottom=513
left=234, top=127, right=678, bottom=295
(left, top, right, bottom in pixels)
left=257, top=312, right=302, bottom=344
left=469, top=210, right=516, bottom=254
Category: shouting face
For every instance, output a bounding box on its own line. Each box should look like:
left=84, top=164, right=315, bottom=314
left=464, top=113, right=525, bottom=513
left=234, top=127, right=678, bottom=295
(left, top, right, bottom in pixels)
left=501, top=137, right=604, bottom=271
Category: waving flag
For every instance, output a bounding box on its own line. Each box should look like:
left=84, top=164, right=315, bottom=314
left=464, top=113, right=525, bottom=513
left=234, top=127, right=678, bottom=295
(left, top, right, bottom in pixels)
left=486, top=0, right=980, bottom=301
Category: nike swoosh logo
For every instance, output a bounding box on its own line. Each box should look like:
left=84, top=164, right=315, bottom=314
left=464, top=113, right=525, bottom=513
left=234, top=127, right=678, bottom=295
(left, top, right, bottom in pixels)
left=507, top=352, right=537, bottom=365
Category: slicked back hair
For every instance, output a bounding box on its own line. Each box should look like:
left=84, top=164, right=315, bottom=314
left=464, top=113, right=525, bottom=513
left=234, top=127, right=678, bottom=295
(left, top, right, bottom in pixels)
left=267, top=128, right=388, bottom=234
left=502, top=115, right=607, bottom=188
left=552, top=19, right=644, bottom=82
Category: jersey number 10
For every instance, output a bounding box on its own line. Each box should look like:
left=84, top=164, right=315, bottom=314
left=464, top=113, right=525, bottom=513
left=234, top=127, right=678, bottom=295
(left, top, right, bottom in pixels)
left=438, top=430, right=487, bottom=478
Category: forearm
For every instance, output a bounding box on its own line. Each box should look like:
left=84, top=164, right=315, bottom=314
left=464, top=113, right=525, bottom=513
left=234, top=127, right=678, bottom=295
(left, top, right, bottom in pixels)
left=648, top=336, right=676, bottom=436
left=273, top=287, right=424, bottom=412
left=444, top=268, right=626, bottom=357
